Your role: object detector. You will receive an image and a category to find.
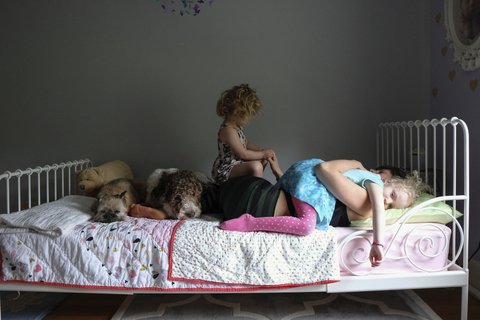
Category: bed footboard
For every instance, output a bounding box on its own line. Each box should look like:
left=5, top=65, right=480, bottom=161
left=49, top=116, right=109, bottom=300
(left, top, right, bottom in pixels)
left=0, top=159, right=92, bottom=214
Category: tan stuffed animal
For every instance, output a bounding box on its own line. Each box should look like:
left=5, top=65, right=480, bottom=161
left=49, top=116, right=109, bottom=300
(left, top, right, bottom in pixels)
left=76, top=160, right=134, bottom=197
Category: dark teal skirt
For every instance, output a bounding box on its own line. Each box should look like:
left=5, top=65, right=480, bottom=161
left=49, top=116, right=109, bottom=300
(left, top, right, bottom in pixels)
left=217, top=176, right=282, bottom=220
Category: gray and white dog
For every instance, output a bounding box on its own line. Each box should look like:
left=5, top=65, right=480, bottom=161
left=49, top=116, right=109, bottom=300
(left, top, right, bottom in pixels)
left=91, top=178, right=147, bottom=223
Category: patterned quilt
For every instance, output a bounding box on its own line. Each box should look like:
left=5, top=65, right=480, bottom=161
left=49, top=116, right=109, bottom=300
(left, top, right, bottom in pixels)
left=0, top=197, right=340, bottom=291
left=169, top=219, right=340, bottom=287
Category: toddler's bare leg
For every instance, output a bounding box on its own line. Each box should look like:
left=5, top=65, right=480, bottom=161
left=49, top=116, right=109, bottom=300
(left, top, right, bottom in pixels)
left=261, top=159, right=268, bottom=169
left=129, top=204, right=168, bottom=220
left=229, top=161, right=264, bottom=179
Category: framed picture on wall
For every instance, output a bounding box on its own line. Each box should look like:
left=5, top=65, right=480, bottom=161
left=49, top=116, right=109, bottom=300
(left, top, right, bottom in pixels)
left=444, top=0, right=480, bottom=70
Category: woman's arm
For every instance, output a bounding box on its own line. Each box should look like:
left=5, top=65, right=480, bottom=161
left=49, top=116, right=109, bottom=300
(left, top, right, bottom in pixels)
left=268, top=154, right=284, bottom=180
left=314, top=160, right=372, bottom=217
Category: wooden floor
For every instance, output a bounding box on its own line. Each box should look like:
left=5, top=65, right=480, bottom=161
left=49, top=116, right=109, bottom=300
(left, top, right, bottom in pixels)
left=43, top=293, right=125, bottom=320
left=414, top=287, right=480, bottom=320
left=41, top=287, right=480, bottom=320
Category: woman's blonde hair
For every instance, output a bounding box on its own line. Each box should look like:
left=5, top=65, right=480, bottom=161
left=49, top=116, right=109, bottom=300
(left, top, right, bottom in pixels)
left=216, top=84, right=262, bottom=119
left=390, top=171, right=433, bottom=207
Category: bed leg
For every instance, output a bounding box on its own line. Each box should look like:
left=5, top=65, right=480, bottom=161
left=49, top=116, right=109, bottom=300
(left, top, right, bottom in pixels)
left=461, top=284, right=469, bottom=320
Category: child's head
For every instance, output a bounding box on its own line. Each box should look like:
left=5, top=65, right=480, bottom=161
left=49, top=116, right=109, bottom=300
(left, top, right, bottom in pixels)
left=384, top=171, right=433, bottom=209
left=216, top=84, right=261, bottom=119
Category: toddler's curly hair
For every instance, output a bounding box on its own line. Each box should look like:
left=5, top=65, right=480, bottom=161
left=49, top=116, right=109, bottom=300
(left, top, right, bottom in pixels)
left=216, top=84, right=262, bottom=119
left=390, top=171, right=433, bottom=207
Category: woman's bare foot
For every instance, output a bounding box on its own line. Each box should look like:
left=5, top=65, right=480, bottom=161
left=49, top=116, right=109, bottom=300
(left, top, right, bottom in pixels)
left=129, top=204, right=168, bottom=220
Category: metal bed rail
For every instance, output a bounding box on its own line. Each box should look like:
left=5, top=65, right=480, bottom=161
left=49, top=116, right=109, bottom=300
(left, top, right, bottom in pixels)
left=0, top=159, right=93, bottom=214
left=376, top=117, right=470, bottom=271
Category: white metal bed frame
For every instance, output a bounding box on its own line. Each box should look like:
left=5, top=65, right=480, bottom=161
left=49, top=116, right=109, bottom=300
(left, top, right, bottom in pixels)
left=329, top=117, right=469, bottom=320
left=0, top=117, right=470, bottom=319
left=0, top=159, right=93, bottom=214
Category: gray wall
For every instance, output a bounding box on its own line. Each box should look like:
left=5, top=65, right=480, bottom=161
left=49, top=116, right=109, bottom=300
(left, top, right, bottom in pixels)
left=429, top=1, right=480, bottom=263
left=0, top=0, right=430, bottom=184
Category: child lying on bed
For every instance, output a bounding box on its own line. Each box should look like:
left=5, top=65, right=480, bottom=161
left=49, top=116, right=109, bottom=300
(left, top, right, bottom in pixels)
left=217, top=156, right=430, bottom=267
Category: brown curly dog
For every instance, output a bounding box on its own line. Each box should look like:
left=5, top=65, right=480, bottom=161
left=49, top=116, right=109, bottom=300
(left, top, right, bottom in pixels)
left=141, top=169, right=204, bottom=220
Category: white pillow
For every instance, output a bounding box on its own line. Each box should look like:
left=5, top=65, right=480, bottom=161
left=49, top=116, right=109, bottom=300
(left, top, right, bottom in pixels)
left=0, top=195, right=95, bottom=236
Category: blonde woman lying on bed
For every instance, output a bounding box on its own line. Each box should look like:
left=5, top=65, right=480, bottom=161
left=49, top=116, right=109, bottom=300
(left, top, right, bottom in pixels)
left=216, top=156, right=430, bottom=268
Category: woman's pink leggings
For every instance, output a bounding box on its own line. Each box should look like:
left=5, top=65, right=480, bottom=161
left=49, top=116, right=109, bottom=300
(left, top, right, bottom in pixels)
left=219, top=196, right=317, bottom=236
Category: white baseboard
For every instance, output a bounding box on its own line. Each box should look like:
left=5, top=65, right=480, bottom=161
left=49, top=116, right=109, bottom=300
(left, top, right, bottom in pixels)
left=470, top=259, right=480, bottom=300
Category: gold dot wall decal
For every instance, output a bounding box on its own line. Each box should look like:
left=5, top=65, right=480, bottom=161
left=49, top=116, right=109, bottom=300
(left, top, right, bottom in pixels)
left=441, top=46, right=448, bottom=56
left=470, top=79, right=478, bottom=91
left=448, top=70, right=456, bottom=81
left=435, top=13, right=441, bottom=23
left=157, top=0, right=214, bottom=16
left=432, top=88, right=438, bottom=97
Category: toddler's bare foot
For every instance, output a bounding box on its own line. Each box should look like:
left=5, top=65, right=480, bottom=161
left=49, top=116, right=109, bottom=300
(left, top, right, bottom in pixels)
left=129, top=204, right=168, bottom=220
left=129, top=204, right=144, bottom=217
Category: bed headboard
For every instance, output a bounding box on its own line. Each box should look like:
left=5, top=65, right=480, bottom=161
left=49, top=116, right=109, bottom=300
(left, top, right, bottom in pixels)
left=376, top=117, right=469, bottom=197
left=0, top=159, right=93, bottom=214
left=376, top=117, right=469, bottom=265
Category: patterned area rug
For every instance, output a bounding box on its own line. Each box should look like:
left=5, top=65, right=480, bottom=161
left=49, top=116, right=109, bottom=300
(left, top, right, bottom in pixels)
left=112, top=290, right=441, bottom=320
left=0, top=291, right=70, bottom=320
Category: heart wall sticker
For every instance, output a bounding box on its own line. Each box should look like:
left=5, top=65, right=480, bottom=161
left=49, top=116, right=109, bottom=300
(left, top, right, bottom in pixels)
left=441, top=46, right=448, bottom=56
left=470, top=79, right=478, bottom=91
left=448, top=70, right=456, bottom=81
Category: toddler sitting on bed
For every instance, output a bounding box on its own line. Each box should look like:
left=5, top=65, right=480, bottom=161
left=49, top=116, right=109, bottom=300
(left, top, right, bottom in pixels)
left=211, top=84, right=276, bottom=184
